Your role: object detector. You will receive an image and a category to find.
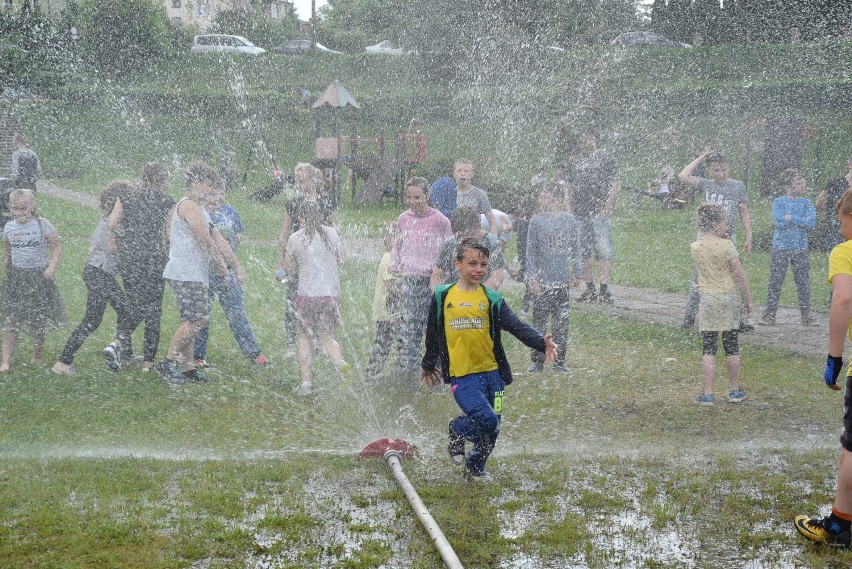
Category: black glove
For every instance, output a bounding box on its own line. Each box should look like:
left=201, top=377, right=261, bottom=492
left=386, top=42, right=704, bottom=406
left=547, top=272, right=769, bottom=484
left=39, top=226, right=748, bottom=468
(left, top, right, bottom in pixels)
left=825, top=355, right=844, bottom=390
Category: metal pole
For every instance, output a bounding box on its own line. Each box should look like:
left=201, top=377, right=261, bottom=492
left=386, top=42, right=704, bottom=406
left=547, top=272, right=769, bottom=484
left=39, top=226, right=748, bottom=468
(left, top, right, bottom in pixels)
left=310, top=0, right=316, bottom=51
left=384, top=451, right=464, bottom=569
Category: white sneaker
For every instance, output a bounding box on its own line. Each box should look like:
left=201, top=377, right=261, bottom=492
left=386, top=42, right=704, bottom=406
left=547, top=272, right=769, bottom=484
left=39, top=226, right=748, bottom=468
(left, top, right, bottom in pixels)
left=51, top=362, right=75, bottom=375
left=103, top=344, right=122, bottom=371
left=284, top=344, right=297, bottom=359
left=297, top=382, right=312, bottom=396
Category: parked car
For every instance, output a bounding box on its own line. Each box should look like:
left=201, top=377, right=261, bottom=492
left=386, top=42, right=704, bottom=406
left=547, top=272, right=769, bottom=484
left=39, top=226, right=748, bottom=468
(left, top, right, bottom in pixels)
left=610, top=32, right=691, bottom=48
left=365, top=40, right=413, bottom=56
left=271, top=40, right=342, bottom=55
left=191, top=34, right=266, bottom=55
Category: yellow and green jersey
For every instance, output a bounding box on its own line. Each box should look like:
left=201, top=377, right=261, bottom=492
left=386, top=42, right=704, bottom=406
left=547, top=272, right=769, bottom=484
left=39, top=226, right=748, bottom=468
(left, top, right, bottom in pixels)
left=443, top=285, right=497, bottom=378
left=829, top=240, right=852, bottom=347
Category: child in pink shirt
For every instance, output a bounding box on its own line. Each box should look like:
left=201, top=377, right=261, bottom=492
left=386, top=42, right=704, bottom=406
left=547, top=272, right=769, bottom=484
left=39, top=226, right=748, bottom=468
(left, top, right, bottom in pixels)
left=388, top=177, right=451, bottom=387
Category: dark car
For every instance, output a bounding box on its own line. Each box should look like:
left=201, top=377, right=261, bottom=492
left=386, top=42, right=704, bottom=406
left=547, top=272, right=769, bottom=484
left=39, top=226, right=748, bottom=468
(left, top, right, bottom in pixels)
left=610, top=32, right=691, bottom=48
left=271, top=40, right=341, bottom=55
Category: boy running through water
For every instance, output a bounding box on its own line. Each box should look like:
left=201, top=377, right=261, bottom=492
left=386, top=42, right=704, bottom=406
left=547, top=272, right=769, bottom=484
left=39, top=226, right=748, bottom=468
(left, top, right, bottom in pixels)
left=421, top=238, right=557, bottom=481
left=795, top=189, right=852, bottom=547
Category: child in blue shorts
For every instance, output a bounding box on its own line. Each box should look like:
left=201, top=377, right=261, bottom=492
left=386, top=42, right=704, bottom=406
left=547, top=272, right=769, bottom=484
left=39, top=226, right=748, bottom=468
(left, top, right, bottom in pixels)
left=420, top=237, right=557, bottom=481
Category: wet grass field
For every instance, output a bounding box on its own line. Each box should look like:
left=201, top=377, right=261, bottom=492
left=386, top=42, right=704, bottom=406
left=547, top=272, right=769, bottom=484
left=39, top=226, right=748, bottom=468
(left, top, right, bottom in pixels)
left=0, top=225, right=849, bottom=566
left=5, top=42, right=852, bottom=567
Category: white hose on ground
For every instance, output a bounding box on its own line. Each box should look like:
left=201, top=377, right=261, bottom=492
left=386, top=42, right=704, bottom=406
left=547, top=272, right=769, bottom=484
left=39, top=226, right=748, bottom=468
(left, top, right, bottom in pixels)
left=384, top=451, right=464, bottom=569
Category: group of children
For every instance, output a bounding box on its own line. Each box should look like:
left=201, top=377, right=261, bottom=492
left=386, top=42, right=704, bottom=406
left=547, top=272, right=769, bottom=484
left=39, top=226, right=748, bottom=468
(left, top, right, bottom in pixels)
left=7, top=149, right=852, bottom=508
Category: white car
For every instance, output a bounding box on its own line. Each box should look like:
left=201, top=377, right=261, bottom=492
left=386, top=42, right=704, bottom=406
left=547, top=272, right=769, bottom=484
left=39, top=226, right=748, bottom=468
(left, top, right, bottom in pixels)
left=272, top=40, right=342, bottom=54
left=365, top=40, right=412, bottom=56
left=191, top=34, right=266, bottom=55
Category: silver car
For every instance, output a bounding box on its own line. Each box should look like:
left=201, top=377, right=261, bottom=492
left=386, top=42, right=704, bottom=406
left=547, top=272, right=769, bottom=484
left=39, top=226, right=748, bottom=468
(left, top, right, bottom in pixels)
left=271, top=40, right=342, bottom=54
left=365, top=40, right=413, bottom=56
left=191, top=34, right=266, bottom=55
left=610, top=32, right=691, bottom=48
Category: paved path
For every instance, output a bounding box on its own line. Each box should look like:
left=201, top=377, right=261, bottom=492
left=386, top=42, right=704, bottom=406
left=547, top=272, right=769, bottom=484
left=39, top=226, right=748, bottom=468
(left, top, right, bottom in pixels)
left=38, top=181, right=829, bottom=358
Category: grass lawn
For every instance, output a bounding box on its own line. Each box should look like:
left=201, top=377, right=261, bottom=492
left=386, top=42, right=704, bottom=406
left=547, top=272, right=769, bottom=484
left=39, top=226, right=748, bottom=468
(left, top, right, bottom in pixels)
left=3, top=41, right=852, bottom=566
left=0, top=189, right=849, bottom=566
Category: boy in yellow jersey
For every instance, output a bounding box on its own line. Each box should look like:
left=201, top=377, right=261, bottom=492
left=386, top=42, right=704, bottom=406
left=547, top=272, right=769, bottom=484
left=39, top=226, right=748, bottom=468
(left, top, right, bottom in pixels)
left=421, top=237, right=557, bottom=481
left=795, top=189, right=852, bottom=547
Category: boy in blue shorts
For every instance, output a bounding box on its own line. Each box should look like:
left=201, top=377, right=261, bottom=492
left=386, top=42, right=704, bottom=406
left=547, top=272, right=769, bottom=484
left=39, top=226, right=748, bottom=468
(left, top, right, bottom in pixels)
left=795, top=189, right=852, bottom=547
left=420, top=237, right=557, bottom=481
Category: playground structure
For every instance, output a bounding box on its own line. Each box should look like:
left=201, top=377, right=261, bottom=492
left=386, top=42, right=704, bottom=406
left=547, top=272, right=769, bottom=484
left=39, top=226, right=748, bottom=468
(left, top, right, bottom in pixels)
left=207, top=125, right=274, bottom=192
left=312, top=81, right=427, bottom=205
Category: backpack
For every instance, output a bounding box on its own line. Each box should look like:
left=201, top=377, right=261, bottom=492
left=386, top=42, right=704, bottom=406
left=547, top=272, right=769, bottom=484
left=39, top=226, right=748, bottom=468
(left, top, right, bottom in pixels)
left=15, top=151, right=38, bottom=190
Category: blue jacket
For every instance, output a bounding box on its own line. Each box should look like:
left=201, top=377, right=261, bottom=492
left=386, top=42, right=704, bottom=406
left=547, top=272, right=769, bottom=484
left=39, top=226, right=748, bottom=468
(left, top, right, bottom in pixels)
left=421, top=283, right=546, bottom=385
left=772, top=196, right=815, bottom=250
left=428, top=176, right=457, bottom=219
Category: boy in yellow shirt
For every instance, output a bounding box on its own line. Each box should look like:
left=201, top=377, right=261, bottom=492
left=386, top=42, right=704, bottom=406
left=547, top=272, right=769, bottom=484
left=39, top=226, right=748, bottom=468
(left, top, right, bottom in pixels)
left=795, top=189, right=852, bottom=547
left=421, top=237, right=557, bottom=481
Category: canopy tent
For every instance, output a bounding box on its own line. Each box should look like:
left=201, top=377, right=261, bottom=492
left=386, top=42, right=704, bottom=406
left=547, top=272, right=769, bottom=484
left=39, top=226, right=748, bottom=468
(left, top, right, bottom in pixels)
left=312, top=80, right=360, bottom=138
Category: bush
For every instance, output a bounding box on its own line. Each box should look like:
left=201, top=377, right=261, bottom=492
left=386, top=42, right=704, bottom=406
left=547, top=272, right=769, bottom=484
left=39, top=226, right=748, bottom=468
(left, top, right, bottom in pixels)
left=77, top=0, right=171, bottom=75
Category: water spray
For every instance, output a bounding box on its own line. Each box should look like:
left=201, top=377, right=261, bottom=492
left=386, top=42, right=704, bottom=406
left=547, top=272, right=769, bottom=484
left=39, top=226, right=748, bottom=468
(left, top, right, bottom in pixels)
left=358, top=438, right=464, bottom=569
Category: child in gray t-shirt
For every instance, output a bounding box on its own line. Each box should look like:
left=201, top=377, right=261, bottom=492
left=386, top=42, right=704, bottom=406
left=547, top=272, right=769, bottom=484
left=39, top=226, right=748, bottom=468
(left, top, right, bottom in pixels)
left=525, top=183, right=577, bottom=374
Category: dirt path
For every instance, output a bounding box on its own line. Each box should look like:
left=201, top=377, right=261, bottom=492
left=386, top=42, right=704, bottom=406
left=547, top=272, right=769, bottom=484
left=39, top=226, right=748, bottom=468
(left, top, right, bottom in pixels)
left=38, top=181, right=829, bottom=358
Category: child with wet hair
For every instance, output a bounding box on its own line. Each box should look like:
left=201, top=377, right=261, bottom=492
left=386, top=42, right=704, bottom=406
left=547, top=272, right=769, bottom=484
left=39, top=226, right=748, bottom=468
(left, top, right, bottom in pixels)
left=365, top=221, right=401, bottom=378
left=421, top=237, right=557, bottom=481
left=1, top=189, right=65, bottom=372
left=52, top=182, right=132, bottom=375
left=795, top=189, right=852, bottom=547
left=389, top=176, right=451, bottom=386
left=760, top=168, right=816, bottom=326
left=276, top=162, right=337, bottom=359
left=430, top=206, right=506, bottom=290
left=690, top=203, right=753, bottom=405
left=283, top=201, right=349, bottom=396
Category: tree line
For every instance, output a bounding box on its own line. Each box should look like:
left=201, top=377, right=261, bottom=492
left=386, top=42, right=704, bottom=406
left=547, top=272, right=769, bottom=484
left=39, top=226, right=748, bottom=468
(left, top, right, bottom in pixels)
left=651, top=0, right=852, bottom=45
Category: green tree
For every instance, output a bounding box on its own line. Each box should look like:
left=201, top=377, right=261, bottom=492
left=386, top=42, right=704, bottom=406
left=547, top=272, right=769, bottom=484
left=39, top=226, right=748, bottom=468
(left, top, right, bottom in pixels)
left=317, top=0, right=408, bottom=53
left=77, top=0, right=171, bottom=75
left=0, top=2, right=72, bottom=91
left=210, top=6, right=298, bottom=48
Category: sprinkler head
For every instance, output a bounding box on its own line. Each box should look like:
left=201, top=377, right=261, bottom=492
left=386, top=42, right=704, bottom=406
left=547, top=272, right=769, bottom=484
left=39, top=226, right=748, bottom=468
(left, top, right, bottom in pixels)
left=357, top=438, right=419, bottom=460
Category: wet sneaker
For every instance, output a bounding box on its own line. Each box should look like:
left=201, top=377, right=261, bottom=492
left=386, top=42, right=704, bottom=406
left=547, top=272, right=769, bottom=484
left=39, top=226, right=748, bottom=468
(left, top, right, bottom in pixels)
left=194, top=358, right=210, bottom=369
left=448, top=424, right=465, bottom=466
left=337, top=360, right=352, bottom=381
left=155, top=360, right=186, bottom=385
left=577, top=288, right=597, bottom=303
left=464, top=469, right=494, bottom=483
left=183, top=368, right=209, bottom=383
left=598, top=290, right=613, bottom=304
left=802, top=312, right=816, bottom=326
left=794, top=514, right=852, bottom=547
left=103, top=344, right=122, bottom=371
left=527, top=363, right=543, bottom=373
left=124, top=355, right=145, bottom=366
left=759, top=311, right=776, bottom=326
left=695, top=393, right=715, bottom=406
left=51, top=362, right=75, bottom=375
left=297, top=382, right=312, bottom=396
left=739, top=318, right=755, bottom=332
left=252, top=354, right=270, bottom=365
left=728, top=389, right=747, bottom=403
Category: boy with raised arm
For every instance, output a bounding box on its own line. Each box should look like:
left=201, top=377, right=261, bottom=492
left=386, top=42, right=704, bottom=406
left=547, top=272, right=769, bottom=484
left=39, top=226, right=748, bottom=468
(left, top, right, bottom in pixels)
left=421, top=237, right=557, bottom=482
